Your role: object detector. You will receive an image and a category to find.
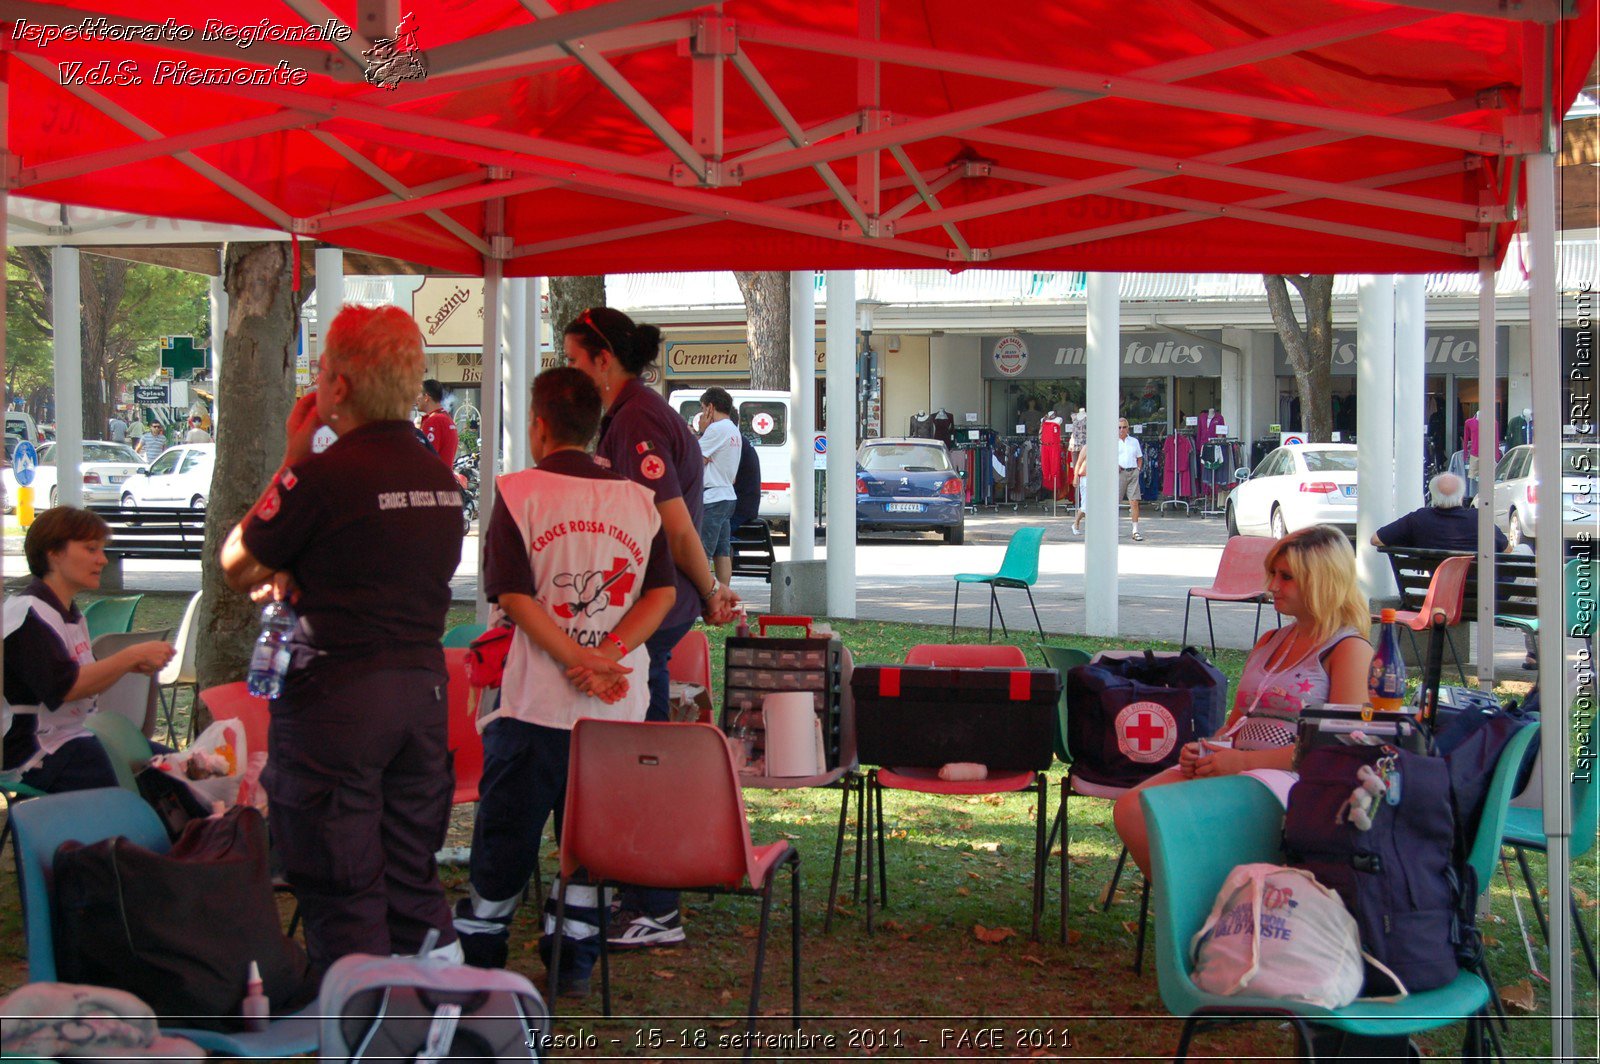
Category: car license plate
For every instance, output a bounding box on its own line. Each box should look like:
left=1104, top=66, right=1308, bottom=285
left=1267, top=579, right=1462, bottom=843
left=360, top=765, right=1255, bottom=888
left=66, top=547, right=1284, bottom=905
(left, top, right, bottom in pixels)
left=1341, top=486, right=1357, bottom=498
left=886, top=503, right=924, bottom=513
left=109, top=475, right=127, bottom=484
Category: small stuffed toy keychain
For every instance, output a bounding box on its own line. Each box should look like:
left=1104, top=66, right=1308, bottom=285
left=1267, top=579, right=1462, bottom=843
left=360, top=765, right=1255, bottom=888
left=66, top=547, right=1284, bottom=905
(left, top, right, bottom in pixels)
left=1337, top=764, right=1389, bottom=831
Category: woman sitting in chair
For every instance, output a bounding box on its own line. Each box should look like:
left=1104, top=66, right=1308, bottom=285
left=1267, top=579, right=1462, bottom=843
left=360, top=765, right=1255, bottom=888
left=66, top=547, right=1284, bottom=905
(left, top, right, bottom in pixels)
left=2, top=507, right=175, bottom=793
left=1113, top=524, right=1372, bottom=877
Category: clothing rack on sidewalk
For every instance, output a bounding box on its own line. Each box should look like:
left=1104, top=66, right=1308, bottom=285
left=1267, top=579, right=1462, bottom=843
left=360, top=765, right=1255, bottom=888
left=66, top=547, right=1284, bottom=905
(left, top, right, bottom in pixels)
left=1199, top=437, right=1245, bottom=517
left=1160, top=429, right=1198, bottom=513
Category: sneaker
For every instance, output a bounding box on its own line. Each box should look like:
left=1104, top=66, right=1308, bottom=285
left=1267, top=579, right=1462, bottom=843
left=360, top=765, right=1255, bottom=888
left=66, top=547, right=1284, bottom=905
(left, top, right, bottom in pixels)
left=606, top=908, right=686, bottom=949
left=452, top=899, right=510, bottom=969
left=1071, top=523, right=1083, bottom=536
left=1522, top=655, right=1539, bottom=671
left=1131, top=530, right=1144, bottom=542
left=543, top=971, right=592, bottom=1000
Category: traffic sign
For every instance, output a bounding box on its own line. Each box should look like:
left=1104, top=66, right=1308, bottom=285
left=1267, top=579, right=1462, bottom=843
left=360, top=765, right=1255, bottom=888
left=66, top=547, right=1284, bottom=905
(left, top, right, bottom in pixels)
left=813, top=432, right=827, bottom=471
left=11, top=441, right=37, bottom=487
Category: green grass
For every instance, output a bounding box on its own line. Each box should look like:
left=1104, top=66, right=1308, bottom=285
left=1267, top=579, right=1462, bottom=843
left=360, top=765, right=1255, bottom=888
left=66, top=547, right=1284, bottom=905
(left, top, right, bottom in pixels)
left=2, top=593, right=1593, bottom=1059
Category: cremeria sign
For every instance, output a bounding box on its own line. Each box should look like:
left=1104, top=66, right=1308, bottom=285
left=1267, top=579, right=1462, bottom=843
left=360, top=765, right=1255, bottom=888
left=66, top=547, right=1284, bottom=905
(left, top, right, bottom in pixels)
left=981, top=331, right=1225, bottom=379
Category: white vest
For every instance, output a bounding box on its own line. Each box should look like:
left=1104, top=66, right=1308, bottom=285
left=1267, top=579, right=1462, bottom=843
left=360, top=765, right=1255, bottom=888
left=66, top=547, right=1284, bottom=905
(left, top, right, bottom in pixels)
left=2, top=594, right=97, bottom=773
left=485, top=468, right=664, bottom=730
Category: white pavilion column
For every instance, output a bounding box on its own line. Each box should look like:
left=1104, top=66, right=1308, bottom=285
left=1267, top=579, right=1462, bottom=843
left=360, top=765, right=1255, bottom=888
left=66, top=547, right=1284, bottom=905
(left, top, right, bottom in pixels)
left=1476, top=261, right=1498, bottom=688
left=52, top=247, right=83, bottom=508
left=521, top=277, right=543, bottom=468
left=476, top=237, right=504, bottom=622
left=1393, top=276, right=1426, bottom=514
left=824, top=271, right=856, bottom=618
left=789, top=271, right=816, bottom=560
left=208, top=275, right=227, bottom=428
left=1526, top=149, right=1573, bottom=1060
left=1356, top=276, right=1397, bottom=600
left=1084, top=273, right=1120, bottom=637
left=503, top=278, right=528, bottom=471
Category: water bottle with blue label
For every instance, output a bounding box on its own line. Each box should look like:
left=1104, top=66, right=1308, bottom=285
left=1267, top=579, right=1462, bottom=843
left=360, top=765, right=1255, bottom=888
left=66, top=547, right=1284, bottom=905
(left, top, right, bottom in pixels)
left=246, top=601, right=297, bottom=699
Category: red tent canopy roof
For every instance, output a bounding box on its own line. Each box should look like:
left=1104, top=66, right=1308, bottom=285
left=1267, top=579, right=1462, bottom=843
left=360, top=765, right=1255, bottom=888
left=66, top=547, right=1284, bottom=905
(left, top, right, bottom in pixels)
left=5, top=0, right=1596, bottom=275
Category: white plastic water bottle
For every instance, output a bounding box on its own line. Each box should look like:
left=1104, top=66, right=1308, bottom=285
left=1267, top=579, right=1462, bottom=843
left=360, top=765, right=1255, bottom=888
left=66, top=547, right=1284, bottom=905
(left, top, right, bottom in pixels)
left=246, top=601, right=297, bottom=699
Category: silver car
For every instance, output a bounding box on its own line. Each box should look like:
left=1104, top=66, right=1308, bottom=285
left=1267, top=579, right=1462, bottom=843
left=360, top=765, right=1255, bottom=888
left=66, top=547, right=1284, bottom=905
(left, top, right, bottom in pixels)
left=1492, top=442, right=1600, bottom=549
left=0, top=440, right=146, bottom=511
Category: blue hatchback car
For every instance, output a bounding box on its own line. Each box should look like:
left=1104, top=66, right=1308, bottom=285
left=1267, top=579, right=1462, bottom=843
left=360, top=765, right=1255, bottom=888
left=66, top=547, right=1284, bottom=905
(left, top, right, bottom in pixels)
left=856, top=438, right=966, bottom=544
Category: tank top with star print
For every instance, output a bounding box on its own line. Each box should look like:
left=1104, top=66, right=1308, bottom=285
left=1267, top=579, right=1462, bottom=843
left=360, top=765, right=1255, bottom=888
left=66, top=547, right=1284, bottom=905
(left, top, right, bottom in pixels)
left=1225, top=624, right=1365, bottom=751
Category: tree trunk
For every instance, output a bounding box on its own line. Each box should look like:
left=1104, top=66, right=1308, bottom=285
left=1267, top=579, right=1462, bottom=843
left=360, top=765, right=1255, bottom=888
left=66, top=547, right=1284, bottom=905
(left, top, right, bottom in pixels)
left=78, top=254, right=127, bottom=439
left=547, top=276, right=606, bottom=339
left=734, top=271, right=791, bottom=390
left=195, top=243, right=303, bottom=710
left=1263, top=274, right=1336, bottom=443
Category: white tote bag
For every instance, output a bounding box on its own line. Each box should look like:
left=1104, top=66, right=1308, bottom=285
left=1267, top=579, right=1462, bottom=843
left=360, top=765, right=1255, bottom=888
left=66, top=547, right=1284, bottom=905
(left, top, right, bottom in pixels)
left=1189, top=863, right=1368, bottom=1009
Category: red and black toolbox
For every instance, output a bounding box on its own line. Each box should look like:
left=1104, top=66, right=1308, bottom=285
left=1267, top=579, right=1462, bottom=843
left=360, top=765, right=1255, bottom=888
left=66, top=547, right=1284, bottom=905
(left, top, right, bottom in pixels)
left=851, top=665, right=1061, bottom=771
left=721, top=615, right=845, bottom=771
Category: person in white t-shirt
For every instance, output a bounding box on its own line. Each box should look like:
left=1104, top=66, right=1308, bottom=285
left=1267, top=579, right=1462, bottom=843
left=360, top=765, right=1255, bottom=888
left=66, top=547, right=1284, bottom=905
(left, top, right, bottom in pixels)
left=1116, top=418, right=1147, bottom=541
left=696, top=387, right=742, bottom=589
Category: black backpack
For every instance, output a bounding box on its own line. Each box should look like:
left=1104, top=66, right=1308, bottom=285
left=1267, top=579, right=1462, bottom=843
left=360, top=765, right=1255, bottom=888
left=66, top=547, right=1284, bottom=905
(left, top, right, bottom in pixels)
left=1065, top=649, right=1228, bottom=790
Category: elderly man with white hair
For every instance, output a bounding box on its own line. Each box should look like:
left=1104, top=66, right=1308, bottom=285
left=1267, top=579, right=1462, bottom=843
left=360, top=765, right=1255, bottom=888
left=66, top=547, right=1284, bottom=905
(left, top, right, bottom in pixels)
left=1370, top=471, right=1508, bottom=553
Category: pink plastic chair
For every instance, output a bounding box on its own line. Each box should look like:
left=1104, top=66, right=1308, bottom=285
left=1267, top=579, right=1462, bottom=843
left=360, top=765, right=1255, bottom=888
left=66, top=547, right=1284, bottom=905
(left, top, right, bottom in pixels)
left=1182, top=536, right=1279, bottom=656
left=550, top=720, right=799, bottom=1032
left=443, top=648, right=484, bottom=805
left=199, top=681, right=270, bottom=760
left=1392, top=553, right=1472, bottom=687
left=866, top=644, right=1049, bottom=941
left=666, top=628, right=713, bottom=720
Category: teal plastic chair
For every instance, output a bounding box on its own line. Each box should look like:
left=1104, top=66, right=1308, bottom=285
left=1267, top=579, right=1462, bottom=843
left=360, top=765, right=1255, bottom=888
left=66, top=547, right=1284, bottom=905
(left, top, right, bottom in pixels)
left=1143, top=776, right=1498, bottom=1060
left=82, top=594, right=143, bottom=641
left=84, top=712, right=155, bottom=793
left=1, top=777, right=47, bottom=861
left=10, top=789, right=320, bottom=1057
left=1502, top=760, right=1599, bottom=979
left=951, top=526, right=1046, bottom=641
left=442, top=621, right=488, bottom=648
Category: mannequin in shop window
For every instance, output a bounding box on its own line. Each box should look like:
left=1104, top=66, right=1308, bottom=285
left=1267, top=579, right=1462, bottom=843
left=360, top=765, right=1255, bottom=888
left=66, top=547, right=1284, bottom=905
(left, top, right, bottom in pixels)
left=1040, top=410, right=1066, bottom=500
left=930, top=408, right=956, bottom=447
left=909, top=410, right=934, bottom=439
left=1197, top=407, right=1220, bottom=446
left=1019, top=398, right=1044, bottom=435
left=1506, top=408, right=1533, bottom=448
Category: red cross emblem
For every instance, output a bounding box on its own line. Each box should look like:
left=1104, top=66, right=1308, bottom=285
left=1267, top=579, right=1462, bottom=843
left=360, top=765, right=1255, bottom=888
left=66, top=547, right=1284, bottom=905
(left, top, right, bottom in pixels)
left=1115, top=701, right=1178, bottom=763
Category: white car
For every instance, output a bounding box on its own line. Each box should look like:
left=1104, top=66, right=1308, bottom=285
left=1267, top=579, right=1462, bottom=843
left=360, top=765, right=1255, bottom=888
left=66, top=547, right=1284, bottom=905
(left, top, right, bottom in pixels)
left=1, top=440, right=146, bottom=511
left=120, top=443, right=215, bottom=510
left=1225, top=443, right=1359, bottom=538
left=1492, top=442, right=1599, bottom=549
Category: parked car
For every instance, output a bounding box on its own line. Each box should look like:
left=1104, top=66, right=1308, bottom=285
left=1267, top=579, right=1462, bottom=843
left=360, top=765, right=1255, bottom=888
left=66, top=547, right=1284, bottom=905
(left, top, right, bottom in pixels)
left=5, top=411, right=40, bottom=445
left=1225, top=443, right=1359, bottom=538
left=120, top=443, right=215, bottom=510
left=855, top=437, right=965, bottom=544
left=1492, top=441, right=1599, bottom=549
left=1, top=440, right=146, bottom=511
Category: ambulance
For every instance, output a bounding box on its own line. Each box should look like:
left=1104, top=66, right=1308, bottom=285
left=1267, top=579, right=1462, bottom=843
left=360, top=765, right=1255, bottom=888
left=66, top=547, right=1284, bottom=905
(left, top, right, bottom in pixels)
left=667, top=389, right=796, bottom=533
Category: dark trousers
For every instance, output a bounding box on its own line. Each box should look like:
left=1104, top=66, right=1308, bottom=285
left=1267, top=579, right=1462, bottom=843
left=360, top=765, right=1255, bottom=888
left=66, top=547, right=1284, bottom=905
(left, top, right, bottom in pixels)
left=20, top=734, right=118, bottom=793
left=264, top=666, right=456, bottom=972
left=619, top=616, right=697, bottom=918
left=468, top=717, right=599, bottom=979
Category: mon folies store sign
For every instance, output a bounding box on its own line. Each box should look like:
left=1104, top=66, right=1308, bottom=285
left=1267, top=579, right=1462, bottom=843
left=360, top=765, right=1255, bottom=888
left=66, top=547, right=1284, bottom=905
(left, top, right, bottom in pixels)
left=981, top=331, right=1225, bottom=380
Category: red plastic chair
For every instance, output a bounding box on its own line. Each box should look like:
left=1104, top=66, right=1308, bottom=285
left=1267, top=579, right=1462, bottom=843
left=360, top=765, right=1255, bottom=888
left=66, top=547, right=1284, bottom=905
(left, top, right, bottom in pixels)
left=865, top=644, right=1050, bottom=941
left=1181, top=536, right=1278, bottom=656
left=550, top=720, right=799, bottom=1036
left=199, top=681, right=270, bottom=761
left=443, top=648, right=484, bottom=805
left=667, top=628, right=713, bottom=720
left=1392, top=554, right=1472, bottom=687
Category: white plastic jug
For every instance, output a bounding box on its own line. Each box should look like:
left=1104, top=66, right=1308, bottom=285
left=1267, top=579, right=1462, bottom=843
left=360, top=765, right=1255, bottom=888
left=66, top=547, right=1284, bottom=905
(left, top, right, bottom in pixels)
left=763, top=692, right=820, bottom=776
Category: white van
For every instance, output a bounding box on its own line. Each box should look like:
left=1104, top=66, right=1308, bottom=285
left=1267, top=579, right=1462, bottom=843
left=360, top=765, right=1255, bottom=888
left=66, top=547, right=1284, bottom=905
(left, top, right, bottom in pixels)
left=668, top=389, right=795, bottom=531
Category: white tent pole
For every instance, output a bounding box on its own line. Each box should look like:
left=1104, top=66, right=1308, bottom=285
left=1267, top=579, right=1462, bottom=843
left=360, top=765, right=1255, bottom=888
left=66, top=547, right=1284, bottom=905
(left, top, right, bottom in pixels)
left=1476, top=260, right=1497, bottom=688
left=314, top=246, right=343, bottom=409
left=1085, top=272, right=1119, bottom=637
left=1527, top=147, right=1573, bottom=1062
left=1356, top=275, right=1397, bottom=600
left=504, top=277, right=527, bottom=471
left=209, top=275, right=227, bottom=429
left=790, top=270, right=816, bottom=561
left=1393, top=275, right=1425, bottom=515
left=824, top=270, right=856, bottom=618
left=477, top=204, right=506, bottom=623
left=52, top=247, right=83, bottom=508
left=521, top=276, right=542, bottom=468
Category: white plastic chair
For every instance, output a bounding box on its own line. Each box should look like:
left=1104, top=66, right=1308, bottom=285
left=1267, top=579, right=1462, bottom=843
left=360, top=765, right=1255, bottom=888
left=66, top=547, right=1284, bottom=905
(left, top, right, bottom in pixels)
left=90, top=630, right=165, bottom=739
left=156, top=591, right=202, bottom=744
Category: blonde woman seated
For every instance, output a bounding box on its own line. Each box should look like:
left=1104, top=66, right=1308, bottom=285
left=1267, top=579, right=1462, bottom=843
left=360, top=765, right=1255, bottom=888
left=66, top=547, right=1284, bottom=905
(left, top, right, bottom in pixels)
left=1113, top=524, right=1373, bottom=877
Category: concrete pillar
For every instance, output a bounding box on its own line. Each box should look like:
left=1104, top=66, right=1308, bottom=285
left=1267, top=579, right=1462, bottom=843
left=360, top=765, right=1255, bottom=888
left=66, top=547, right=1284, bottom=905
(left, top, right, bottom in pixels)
left=1219, top=328, right=1248, bottom=442
left=1084, top=273, right=1120, bottom=637
left=52, top=247, right=83, bottom=508
left=824, top=272, right=856, bottom=618
left=1394, top=276, right=1426, bottom=513
left=789, top=271, right=816, bottom=560
left=1356, top=276, right=1397, bottom=600
left=1506, top=324, right=1533, bottom=423
left=208, top=275, right=227, bottom=428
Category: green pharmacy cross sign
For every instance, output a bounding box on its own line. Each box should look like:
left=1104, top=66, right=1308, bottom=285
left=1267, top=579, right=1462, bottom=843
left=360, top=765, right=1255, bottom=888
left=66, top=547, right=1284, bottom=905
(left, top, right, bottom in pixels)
left=160, top=335, right=209, bottom=380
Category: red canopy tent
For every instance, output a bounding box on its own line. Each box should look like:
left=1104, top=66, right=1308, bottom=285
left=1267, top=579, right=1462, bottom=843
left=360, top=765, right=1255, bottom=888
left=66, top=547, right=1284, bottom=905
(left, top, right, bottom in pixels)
left=4, top=0, right=1595, bottom=276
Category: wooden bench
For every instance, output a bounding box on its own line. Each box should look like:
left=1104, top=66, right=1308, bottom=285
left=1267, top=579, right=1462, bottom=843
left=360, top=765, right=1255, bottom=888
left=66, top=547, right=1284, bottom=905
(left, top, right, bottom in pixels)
left=730, top=518, right=775, bottom=583
left=1376, top=545, right=1539, bottom=630
left=91, top=505, right=207, bottom=590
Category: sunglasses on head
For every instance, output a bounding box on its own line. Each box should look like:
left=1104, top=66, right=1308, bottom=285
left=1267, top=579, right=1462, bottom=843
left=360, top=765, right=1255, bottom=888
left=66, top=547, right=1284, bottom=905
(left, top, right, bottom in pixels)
left=576, top=309, right=615, bottom=356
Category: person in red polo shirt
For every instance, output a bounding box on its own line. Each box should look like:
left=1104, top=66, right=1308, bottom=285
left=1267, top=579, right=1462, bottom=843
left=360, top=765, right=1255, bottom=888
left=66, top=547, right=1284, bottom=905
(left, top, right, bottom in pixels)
left=417, top=379, right=458, bottom=467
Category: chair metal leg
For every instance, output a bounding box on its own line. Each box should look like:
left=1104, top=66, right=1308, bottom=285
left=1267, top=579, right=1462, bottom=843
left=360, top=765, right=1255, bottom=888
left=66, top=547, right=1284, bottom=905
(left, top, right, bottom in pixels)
left=852, top=775, right=866, bottom=900
left=1174, top=1017, right=1200, bottom=1062
left=1479, top=957, right=1509, bottom=1033
left=747, top=878, right=775, bottom=1052
left=1133, top=876, right=1150, bottom=975
left=875, top=775, right=888, bottom=907
left=549, top=878, right=568, bottom=1019
left=1103, top=845, right=1130, bottom=911
left=1252, top=599, right=1264, bottom=645
left=1059, top=781, right=1069, bottom=946
left=1514, top=846, right=1550, bottom=943
left=951, top=583, right=961, bottom=639
left=1182, top=593, right=1193, bottom=648
left=789, top=855, right=803, bottom=1021
left=597, top=884, right=613, bottom=1019
left=1204, top=599, right=1217, bottom=658
left=1030, top=775, right=1045, bottom=942
left=1571, top=891, right=1599, bottom=979
left=1445, top=625, right=1467, bottom=685
left=1024, top=586, right=1044, bottom=641
left=986, top=586, right=996, bottom=641
left=824, top=776, right=851, bottom=934
left=864, top=772, right=878, bottom=935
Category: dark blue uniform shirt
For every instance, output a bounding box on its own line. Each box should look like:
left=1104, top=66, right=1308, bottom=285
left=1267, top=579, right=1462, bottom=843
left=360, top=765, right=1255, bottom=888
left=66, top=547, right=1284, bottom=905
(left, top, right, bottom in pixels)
left=1375, top=505, right=1508, bottom=553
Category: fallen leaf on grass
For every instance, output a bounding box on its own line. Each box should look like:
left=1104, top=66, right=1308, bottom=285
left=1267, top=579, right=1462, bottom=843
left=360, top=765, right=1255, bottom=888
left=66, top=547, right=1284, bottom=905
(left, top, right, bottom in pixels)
left=718, top=988, right=734, bottom=1003
left=1501, top=979, right=1536, bottom=1012
left=974, top=924, right=1017, bottom=944
left=879, top=919, right=904, bottom=932
left=1019, top=953, right=1046, bottom=967
left=1575, top=887, right=1596, bottom=910
left=781, top=831, right=801, bottom=839
left=1121, top=920, right=1141, bottom=936
left=1066, top=929, right=1083, bottom=946
left=972, top=842, right=1001, bottom=853
left=520, top=940, right=537, bottom=953
left=957, top=821, right=974, bottom=830
left=652, top=969, right=676, bottom=980
left=981, top=794, right=1006, bottom=806
left=1482, top=934, right=1499, bottom=948
left=956, top=886, right=971, bottom=897
left=736, top=925, right=760, bottom=939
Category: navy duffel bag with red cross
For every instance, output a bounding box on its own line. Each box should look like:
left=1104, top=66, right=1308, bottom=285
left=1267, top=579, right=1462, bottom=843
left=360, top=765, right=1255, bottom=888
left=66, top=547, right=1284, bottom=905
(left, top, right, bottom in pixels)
left=1065, top=648, right=1229, bottom=792
left=851, top=665, right=1060, bottom=772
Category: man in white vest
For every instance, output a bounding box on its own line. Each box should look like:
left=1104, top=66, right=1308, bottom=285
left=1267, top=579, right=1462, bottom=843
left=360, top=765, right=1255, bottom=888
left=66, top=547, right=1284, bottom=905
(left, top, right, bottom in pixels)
left=453, top=367, right=677, bottom=1000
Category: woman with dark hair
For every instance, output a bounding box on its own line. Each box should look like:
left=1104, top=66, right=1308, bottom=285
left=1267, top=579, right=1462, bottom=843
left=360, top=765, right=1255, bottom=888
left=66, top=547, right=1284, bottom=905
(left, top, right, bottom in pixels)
left=562, top=305, right=739, bottom=949
left=3, top=507, right=175, bottom=793
left=220, top=304, right=466, bottom=971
